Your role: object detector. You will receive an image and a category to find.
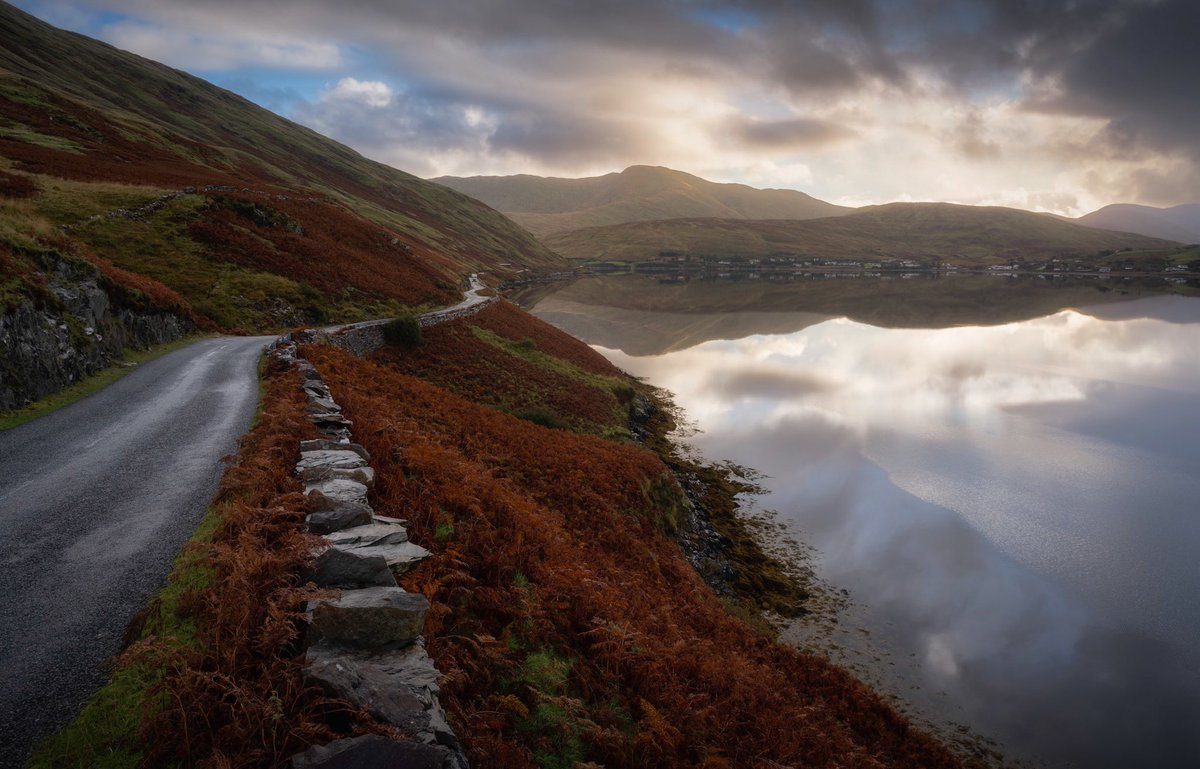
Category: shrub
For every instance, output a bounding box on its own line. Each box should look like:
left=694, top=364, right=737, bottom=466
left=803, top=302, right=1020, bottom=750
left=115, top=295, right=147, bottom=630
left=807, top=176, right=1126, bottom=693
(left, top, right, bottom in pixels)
left=512, top=405, right=567, bottom=430
left=382, top=315, right=422, bottom=347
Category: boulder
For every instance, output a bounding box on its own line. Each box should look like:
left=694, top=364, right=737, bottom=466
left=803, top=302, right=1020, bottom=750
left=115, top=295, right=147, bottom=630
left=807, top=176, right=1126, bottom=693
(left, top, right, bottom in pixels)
left=307, top=544, right=395, bottom=589
left=305, top=503, right=374, bottom=535
left=290, top=735, right=448, bottom=769
left=311, top=587, right=428, bottom=648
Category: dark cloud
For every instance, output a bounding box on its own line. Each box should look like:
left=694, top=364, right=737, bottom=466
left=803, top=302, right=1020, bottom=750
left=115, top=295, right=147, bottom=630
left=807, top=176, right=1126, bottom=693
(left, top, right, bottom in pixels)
left=727, top=115, right=855, bottom=150
left=1055, top=0, right=1200, bottom=159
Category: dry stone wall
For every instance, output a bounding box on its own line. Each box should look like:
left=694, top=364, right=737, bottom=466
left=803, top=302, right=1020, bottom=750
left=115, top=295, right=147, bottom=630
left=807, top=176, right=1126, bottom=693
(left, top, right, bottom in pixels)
left=268, top=335, right=467, bottom=769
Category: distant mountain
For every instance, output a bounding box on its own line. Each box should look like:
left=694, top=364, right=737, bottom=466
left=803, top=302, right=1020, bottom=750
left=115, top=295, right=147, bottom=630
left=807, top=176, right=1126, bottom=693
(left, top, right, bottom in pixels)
left=1075, top=204, right=1200, bottom=243
left=544, top=202, right=1177, bottom=264
left=433, top=165, right=851, bottom=237
left=0, top=2, right=562, bottom=331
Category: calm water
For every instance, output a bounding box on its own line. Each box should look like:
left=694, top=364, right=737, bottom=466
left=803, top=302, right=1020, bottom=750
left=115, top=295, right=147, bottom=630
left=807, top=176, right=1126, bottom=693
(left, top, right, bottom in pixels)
left=532, top=279, right=1200, bottom=769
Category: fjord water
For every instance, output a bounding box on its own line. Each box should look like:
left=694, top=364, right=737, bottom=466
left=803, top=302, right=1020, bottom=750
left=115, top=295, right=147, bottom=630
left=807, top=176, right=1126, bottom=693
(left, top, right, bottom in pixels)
left=531, top=277, right=1200, bottom=768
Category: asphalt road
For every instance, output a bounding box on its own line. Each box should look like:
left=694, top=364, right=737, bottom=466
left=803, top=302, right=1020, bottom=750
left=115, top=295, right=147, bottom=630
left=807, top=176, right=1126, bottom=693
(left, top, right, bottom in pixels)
left=0, top=335, right=271, bottom=768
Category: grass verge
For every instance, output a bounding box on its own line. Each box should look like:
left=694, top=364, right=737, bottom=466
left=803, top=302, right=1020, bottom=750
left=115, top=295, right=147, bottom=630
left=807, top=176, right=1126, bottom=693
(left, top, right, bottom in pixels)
left=0, top=335, right=209, bottom=432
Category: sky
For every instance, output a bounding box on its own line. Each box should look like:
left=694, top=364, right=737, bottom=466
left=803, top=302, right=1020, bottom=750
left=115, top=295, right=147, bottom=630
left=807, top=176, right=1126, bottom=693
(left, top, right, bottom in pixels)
left=17, top=0, right=1200, bottom=215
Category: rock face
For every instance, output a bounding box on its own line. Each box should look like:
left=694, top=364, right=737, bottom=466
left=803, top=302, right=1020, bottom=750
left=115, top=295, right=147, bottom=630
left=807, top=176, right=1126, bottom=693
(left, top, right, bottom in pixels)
left=0, top=254, right=191, bottom=411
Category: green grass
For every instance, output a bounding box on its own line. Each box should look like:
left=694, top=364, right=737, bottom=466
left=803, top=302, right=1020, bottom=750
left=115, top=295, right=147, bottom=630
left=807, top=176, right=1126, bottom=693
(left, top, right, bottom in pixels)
left=0, top=335, right=208, bottom=432
left=26, top=512, right=222, bottom=769
left=0, top=123, right=83, bottom=153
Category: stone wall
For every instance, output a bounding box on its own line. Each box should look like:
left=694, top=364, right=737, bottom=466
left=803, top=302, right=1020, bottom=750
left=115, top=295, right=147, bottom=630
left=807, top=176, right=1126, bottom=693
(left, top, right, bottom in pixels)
left=0, top=257, right=191, bottom=411
left=316, top=296, right=498, bottom=358
left=268, top=335, right=468, bottom=769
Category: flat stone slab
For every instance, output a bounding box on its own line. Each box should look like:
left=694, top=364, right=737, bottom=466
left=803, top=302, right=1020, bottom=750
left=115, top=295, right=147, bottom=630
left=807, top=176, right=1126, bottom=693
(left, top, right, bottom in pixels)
left=311, top=586, right=428, bottom=648
left=354, top=541, right=431, bottom=577
left=290, top=735, right=449, bottom=769
left=306, top=394, right=341, bottom=413
left=300, top=440, right=371, bottom=461
left=303, top=642, right=463, bottom=761
left=327, top=522, right=409, bottom=547
left=299, top=465, right=375, bottom=486
left=310, top=412, right=352, bottom=427
left=297, top=450, right=367, bottom=472
left=305, top=478, right=369, bottom=507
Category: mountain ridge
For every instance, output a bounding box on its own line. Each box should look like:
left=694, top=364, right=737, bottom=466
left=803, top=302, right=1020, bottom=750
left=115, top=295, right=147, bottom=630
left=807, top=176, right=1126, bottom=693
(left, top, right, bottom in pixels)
left=433, top=164, right=851, bottom=236
left=544, top=201, right=1180, bottom=264
left=1074, top=203, right=1200, bottom=243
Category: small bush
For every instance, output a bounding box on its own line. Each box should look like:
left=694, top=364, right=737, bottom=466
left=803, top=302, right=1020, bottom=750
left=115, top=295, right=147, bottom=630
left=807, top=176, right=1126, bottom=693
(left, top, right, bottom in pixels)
left=513, top=405, right=567, bottom=430
left=382, top=315, right=422, bottom=347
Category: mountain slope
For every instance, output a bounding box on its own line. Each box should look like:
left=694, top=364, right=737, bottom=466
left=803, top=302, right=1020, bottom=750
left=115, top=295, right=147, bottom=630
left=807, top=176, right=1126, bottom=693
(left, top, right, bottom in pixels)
left=545, top=202, right=1179, bottom=264
left=0, top=1, right=563, bottom=333
left=1075, top=203, right=1200, bottom=243
left=433, top=165, right=851, bottom=236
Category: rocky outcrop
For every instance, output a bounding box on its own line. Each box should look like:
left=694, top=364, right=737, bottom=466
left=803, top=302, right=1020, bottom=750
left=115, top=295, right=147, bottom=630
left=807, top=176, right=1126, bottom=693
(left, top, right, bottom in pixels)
left=0, top=254, right=190, bottom=411
left=268, top=335, right=466, bottom=769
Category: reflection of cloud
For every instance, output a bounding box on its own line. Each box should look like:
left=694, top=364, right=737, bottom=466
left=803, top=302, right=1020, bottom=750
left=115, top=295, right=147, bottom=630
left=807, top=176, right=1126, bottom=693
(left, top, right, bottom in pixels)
left=707, top=368, right=833, bottom=401
left=599, top=301, right=1200, bottom=767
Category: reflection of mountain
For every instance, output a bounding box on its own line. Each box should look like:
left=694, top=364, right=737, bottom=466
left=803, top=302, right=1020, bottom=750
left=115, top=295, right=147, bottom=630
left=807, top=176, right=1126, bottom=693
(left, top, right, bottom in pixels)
left=529, top=274, right=1168, bottom=354
left=532, top=300, right=830, bottom=356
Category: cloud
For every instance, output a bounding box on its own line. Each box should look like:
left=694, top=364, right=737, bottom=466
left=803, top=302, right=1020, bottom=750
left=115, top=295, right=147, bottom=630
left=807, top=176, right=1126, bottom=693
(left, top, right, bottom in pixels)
left=23, top=0, right=1200, bottom=208
left=98, top=18, right=342, bottom=72
left=726, top=115, right=856, bottom=151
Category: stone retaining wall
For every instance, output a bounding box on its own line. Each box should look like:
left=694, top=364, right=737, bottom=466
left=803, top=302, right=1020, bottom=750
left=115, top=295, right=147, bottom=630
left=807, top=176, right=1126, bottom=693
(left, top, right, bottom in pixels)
left=268, top=335, right=468, bottom=769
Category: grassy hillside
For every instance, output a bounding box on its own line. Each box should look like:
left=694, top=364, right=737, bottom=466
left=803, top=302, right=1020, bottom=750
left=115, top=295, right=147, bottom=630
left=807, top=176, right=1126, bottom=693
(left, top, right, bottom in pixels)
left=1075, top=203, right=1200, bottom=243
left=0, top=2, right=563, bottom=331
left=545, top=202, right=1178, bottom=265
left=434, top=165, right=850, bottom=237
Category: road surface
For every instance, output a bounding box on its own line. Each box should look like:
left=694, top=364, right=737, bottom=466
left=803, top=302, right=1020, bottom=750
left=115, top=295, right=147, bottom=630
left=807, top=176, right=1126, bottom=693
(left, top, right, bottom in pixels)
left=0, top=335, right=270, bottom=768
left=323, top=273, right=491, bottom=334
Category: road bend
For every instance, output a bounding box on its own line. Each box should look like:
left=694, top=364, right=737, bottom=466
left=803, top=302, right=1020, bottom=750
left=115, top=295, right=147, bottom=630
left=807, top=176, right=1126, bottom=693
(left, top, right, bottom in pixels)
left=0, top=335, right=271, bottom=767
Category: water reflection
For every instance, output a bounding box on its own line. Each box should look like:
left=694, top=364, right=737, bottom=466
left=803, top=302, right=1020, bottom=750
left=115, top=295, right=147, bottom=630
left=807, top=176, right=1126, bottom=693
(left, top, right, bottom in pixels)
left=534, top=290, right=1200, bottom=769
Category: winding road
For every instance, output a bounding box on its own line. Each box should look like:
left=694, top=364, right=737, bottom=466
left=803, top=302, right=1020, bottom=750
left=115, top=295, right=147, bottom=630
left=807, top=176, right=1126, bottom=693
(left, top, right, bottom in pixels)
left=0, top=335, right=270, bottom=768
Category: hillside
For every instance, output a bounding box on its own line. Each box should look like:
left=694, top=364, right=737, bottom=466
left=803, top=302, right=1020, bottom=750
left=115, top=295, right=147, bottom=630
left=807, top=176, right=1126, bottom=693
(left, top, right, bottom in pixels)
left=545, top=202, right=1179, bottom=264
left=1075, top=203, right=1200, bottom=243
left=433, top=165, right=850, bottom=237
left=0, top=2, right=563, bottom=336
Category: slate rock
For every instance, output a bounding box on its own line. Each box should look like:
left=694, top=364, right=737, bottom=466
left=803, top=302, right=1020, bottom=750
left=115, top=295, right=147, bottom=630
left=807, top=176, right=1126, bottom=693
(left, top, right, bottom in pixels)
left=307, top=544, right=395, bottom=589
left=311, top=586, right=428, bottom=648
left=305, top=503, right=374, bottom=535
left=297, top=450, right=367, bottom=472
left=304, top=647, right=431, bottom=734
left=300, top=439, right=371, bottom=461
left=290, top=735, right=448, bottom=769
left=307, top=394, right=341, bottom=413
left=327, top=521, right=409, bottom=547
left=301, top=465, right=376, bottom=487
left=305, top=478, right=369, bottom=506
